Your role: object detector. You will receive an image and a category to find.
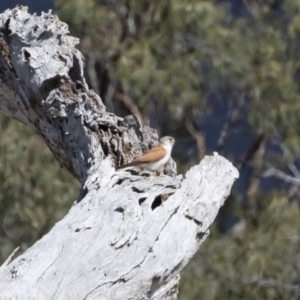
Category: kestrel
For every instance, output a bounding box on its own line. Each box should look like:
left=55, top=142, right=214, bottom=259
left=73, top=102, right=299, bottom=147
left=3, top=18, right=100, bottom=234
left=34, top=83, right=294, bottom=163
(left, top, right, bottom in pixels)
left=117, top=136, right=175, bottom=172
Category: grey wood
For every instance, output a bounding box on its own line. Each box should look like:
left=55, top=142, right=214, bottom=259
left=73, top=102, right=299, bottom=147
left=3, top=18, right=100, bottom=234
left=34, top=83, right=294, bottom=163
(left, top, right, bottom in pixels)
left=0, top=6, right=239, bottom=300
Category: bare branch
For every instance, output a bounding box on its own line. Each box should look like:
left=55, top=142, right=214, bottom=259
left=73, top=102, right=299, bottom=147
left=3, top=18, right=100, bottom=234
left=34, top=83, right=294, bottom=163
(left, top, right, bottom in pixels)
left=263, top=166, right=300, bottom=185
left=0, top=6, right=167, bottom=182
left=1, top=247, right=19, bottom=268
left=243, top=276, right=300, bottom=292
left=0, top=7, right=238, bottom=299
left=115, top=92, right=144, bottom=125
left=273, top=133, right=300, bottom=178
left=185, top=121, right=206, bottom=160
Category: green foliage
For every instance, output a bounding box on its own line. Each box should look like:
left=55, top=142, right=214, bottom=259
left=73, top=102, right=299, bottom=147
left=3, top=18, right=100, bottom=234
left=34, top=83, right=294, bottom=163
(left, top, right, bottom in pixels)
left=179, top=193, right=300, bottom=300
left=56, top=0, right=300, bottom=153
left=0, top=115, right=79, bottom=264
left=56, top=0, right=228, bottom=119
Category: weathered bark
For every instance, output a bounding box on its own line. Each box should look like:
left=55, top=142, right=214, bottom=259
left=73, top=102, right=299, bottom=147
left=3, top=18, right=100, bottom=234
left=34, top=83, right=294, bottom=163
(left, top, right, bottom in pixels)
left=0, top=6, right=239, bottom=300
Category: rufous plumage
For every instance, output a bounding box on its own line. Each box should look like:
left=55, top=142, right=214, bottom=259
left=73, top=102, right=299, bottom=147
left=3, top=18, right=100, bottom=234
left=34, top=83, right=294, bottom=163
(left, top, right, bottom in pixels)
left=117, top=136, right=175, bottom=172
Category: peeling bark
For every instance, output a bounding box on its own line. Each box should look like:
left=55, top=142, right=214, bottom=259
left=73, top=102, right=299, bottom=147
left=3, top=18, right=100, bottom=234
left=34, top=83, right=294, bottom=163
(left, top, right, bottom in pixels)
left=0, top=7, right=238, bottom=300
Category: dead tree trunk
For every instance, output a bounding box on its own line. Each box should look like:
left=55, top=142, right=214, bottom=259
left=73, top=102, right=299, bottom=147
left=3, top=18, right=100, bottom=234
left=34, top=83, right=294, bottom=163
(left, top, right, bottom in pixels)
left=0, top=7, right=238, bottom=300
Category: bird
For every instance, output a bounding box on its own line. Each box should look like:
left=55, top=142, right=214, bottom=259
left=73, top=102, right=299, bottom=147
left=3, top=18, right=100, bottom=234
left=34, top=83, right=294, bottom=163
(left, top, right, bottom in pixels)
left=117, top=136, right=175, bottom=172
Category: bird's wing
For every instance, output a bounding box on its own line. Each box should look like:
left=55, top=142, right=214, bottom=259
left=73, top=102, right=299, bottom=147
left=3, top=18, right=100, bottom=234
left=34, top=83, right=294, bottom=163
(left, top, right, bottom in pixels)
left=135, top=144, right=167, bottom=163
left=116, top=144, right=167, bottom=170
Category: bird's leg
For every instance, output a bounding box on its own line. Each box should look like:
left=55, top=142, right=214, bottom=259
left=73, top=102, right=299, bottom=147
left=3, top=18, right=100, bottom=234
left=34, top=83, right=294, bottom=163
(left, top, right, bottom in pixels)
left=155, top=168, right=165, bottom=177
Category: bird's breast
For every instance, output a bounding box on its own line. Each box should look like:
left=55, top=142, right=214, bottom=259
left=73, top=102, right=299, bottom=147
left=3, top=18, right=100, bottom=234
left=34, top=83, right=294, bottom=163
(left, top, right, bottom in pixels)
left=143, top=153, right=171, bottom=171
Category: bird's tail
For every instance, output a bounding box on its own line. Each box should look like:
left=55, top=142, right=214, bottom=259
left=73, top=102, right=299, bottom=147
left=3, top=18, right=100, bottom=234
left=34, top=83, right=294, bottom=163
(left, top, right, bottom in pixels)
left=116, top=161, right=140, bottom=171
